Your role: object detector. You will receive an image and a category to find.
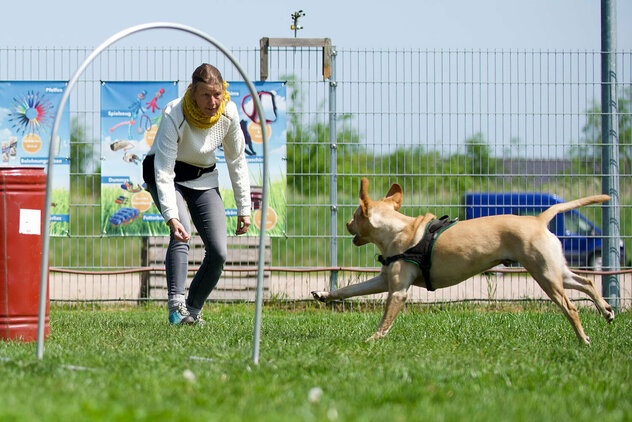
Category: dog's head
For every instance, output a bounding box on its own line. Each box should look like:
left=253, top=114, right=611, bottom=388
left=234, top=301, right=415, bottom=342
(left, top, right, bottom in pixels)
left=346, top=178, right=403, bottom=246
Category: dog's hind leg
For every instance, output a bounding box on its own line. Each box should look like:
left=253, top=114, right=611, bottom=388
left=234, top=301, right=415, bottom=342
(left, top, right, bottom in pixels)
left=527, top=263, right=591, bottom=345
left=311, top=274, right=388, bottom=303
left=522, top=234, right=591, bottom=345
left=562, top=268, right=615, bottom=323
left=549, top=285, right=590, bottom=345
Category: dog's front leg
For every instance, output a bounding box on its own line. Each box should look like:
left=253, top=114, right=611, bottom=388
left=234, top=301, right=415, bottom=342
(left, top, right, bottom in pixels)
left=367, top=263, right=415, bottom=341
left=366, top=288, right=409, bottom=341
left=311, top=273, right=387, bottom=303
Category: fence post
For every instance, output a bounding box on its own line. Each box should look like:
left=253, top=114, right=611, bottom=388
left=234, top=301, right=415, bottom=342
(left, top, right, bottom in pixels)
left=329, top=46, right=338, bottom=292
left=139, top=236, right=149, bottom=305
left=601, top=0, right=621, bottom=309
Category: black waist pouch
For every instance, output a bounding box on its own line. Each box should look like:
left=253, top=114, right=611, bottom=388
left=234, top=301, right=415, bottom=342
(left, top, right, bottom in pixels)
left=142, top=155, right=216, bottom=184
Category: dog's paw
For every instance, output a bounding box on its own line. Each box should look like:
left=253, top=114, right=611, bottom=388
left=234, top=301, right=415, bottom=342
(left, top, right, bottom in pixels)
left=311, top=291, right=329, bottom=303
left=365, top=332, right=384, bottom=342
left=604, top=307, right=615, bottom=323
left=576, top=335, right=591, bottom=346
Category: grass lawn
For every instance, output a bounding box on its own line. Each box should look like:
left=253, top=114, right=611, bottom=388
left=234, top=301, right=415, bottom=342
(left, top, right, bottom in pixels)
left=0, top=304, right=630, bottom=422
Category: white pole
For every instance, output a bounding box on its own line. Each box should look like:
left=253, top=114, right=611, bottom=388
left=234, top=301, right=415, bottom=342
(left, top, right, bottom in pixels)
left=37, top=22, right=269, bottom=362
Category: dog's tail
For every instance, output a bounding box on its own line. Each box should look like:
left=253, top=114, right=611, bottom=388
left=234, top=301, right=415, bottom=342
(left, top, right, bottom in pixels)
left=537, top=194, right=610, bottom=224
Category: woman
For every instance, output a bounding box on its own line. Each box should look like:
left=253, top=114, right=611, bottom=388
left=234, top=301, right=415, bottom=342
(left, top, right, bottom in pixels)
left=144, top=64, right=251, bottom=325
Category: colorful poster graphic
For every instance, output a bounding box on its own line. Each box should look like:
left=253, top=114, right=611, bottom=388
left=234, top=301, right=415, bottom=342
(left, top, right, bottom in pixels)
left=0, top=81, right=71, bottom=236
left=224, top=81, right=286, bottom=237
left=100, top=81, right=286, bottom=237
left=101, top=81, right=178, bottom=236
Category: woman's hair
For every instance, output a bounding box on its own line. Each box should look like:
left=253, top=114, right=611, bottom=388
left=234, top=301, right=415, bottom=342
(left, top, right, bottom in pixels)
left=191, top=63, right=224, bottom=92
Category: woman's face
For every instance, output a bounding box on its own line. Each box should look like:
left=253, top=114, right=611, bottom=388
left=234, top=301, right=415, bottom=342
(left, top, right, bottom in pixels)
left=193, top=82, right=224, bottom=117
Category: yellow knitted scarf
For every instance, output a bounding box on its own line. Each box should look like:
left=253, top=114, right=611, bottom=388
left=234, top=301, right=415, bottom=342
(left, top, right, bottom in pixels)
left=182, top=81, right=230, bottom=129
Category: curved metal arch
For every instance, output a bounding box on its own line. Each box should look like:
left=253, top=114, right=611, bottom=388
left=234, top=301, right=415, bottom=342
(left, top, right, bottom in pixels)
left=37, top=23, right=269, bottom=363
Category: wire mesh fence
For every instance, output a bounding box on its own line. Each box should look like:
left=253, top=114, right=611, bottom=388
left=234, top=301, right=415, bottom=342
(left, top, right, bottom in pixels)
left=1, top=44, right=630, bottom=308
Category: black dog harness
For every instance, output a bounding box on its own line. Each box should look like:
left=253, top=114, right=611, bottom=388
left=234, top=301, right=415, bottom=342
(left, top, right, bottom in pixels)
left=377, top=215, right=458, bottom=291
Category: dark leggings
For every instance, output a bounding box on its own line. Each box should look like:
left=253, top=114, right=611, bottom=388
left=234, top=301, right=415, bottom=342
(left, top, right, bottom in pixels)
left=146, top=182, right=227, bottom=313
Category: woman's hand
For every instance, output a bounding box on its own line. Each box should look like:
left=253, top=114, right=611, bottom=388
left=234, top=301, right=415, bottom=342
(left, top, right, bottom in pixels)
left=236, top=215, right=251, bottom=235
left=167, top=218, right=190, bottom=242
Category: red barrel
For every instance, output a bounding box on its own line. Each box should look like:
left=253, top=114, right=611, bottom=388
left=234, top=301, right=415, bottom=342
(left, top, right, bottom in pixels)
left=0, top=167, right=49, bottom=341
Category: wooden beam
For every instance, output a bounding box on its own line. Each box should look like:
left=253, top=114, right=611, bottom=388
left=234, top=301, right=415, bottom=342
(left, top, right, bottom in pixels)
left=260, top=37, right=332, bottom=81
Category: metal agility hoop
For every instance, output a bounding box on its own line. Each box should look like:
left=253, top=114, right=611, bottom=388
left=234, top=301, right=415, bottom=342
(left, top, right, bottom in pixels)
left=37, top=22, right=269, bottom=364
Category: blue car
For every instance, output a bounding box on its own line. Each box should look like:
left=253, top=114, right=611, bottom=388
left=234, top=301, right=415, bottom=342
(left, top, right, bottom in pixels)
left=462, top=192, right=625, bottom=270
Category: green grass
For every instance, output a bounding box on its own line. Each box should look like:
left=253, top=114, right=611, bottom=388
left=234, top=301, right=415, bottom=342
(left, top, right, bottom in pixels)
left=0, top=304, right=630, bottom=421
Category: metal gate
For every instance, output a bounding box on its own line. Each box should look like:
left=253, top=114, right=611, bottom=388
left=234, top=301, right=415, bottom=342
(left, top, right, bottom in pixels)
left=1, top=43, right=630, bottom=307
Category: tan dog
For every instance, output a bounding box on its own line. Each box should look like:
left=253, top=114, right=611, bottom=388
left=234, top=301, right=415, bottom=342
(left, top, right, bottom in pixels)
left=312, top=178, right=615, bottom=344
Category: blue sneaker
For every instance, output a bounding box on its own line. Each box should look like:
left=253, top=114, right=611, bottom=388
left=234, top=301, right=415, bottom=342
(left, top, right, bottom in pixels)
left=168, top=303, right=194, bottom=325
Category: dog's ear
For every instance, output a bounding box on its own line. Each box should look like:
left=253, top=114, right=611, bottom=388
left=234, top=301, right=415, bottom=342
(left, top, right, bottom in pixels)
left=385, top=183, right=403, bottom=211
left=359, top=177, right=371, bottom=216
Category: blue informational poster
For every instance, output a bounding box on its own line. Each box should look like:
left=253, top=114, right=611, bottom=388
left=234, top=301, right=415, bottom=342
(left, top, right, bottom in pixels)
left=223, top=81, right=286, bottom=236
left=100, top=80, right=287, bottom=237
left=0, top=81, right=71, bottom=236
left=100, top=81, right=178, bottom=236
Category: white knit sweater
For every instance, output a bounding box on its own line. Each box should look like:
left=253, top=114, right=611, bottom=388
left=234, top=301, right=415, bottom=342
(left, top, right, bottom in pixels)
left=147, top=97, right=251, bottom=223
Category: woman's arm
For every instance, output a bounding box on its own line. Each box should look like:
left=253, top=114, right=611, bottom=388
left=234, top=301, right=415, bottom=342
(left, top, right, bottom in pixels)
left=167, top=217, right=190, bottom=241
left=153, top=102, right=182, bottom=224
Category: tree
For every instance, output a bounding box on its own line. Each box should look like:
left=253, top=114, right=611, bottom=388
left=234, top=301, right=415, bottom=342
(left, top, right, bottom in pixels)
left=284, top=76, right=361, bottom=196
left=573, top=86, right=632, bottom=173
left=70, top=116, right=99, bottom=174
left=465, top=132, right=496, bottom=175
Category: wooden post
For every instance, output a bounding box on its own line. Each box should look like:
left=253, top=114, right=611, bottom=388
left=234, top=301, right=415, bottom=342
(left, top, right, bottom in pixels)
left=139, top=236, right=149, bottom=305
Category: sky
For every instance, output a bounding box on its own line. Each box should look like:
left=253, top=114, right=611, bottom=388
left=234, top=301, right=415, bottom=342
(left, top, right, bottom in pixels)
left=1, top=0, right=631, bottom=51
